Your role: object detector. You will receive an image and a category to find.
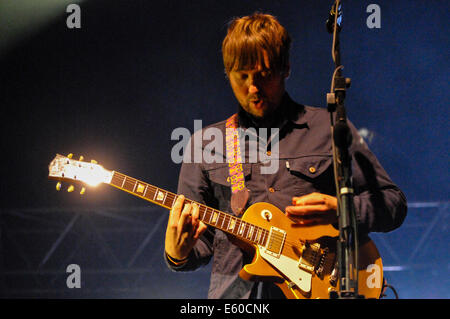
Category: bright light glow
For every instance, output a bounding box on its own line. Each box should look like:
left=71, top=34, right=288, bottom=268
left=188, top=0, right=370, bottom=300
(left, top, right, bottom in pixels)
left=58, top=160, right=112, bottom=187
left=77, top=164, right=112, bottom=187
left=49, top=155, right=114, bottom=187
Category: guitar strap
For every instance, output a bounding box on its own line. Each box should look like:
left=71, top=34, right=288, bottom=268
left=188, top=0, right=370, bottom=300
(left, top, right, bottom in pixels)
left=225, top=113, right=250, bottom=216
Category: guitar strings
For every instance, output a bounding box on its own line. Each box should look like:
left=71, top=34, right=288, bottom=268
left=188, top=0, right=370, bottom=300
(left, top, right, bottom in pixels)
left=115, top=173, right=306, bottom=250
left=112, top=172, right=309, bottom=251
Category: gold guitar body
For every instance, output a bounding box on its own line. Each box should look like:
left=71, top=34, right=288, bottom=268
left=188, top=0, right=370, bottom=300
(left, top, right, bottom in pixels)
left=237, top=202, right=383, bottom=299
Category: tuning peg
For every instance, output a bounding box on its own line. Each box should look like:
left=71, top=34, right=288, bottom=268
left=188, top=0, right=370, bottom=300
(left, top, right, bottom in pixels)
left=56, top=182, right=62, bottom=191
left=80, top=187, right=86, bottom=195
left=91, top=159, right=98, bottom=164
left=79, top=155, right=84, bottom=161
left=67, top=185, right=75, bottom=192
left=67, top=153, right=73, bottom=159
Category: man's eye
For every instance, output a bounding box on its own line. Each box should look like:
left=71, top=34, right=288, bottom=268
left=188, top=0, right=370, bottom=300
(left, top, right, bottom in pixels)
left=261, top=70, right=272, bottom=78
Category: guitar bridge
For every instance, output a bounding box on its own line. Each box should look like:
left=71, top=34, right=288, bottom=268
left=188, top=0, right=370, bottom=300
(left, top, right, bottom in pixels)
left=315, top=247, right=328, bottom=277
left=298, top=242, right=326, bottom=275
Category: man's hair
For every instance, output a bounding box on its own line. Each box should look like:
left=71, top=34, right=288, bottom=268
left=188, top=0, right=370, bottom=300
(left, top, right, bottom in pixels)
left=222, top=12, right=291, bottom=75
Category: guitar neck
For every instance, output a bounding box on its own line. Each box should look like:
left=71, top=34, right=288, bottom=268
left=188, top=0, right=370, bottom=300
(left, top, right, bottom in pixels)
left=109, top=171, right=269, bottom=246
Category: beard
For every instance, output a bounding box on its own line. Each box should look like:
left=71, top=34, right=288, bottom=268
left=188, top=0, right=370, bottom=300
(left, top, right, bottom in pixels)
left=238, top=97, right=283, bottom=128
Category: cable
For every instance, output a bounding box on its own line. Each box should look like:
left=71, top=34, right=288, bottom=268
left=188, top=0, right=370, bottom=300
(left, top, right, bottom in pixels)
left=382, top=283, right=399, bottom=299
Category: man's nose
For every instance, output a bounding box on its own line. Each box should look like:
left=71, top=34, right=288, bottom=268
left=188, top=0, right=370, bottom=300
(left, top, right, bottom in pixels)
left=248, top=83, right=259, bottom=94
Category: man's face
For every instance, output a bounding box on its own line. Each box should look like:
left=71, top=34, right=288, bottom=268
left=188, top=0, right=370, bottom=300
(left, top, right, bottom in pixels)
left=228, top=58, right=287, bottom=120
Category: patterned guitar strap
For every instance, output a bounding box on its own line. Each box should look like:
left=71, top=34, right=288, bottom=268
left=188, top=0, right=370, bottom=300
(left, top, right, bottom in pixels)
left=225, top=113, right=250, bottom=216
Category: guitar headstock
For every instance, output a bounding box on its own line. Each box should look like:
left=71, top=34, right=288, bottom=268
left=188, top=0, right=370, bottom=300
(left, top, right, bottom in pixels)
left=48, top=154, right=113, bottom=193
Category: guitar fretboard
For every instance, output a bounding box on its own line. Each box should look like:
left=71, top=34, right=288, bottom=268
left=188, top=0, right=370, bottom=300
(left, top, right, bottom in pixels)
left=109, top=171, right=269, bottom=246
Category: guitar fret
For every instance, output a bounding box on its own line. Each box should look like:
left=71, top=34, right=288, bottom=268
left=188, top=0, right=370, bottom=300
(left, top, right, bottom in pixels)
left=214, top=212, right=220, bottom=226
left=153, top=187, right=158, bottom=201
left=258, top=230, right=263, bottom=245
left=253, top=227, right=260, bottom=242
left=132, top=180, right=138, bottom=193
left=231, top=218, right=239, bottom=233
left=170, top=195, right=177, bottom=208
left=248, top=225, right=254, bottom=240
left=220, top=213, right=226, bottom=229
left=238, top=221, right=245, bottom=236
left=243, top=223, right=249, bottom=239
left=202, top=207, right=208, bottom=222
left=143, top=184, right=148, bottom=197
left=234, top=219, right=241, bottom=235
left=200, top=206, right=206, bottom=220
left=256, top=228, right=262, bottom=244
left=121, top=175, right=126, bottom=188
left=208, top=209, right=214, bottom=224
left=147, top=187, right=154, bottom=200
left=261, top=230, right=267, bottom=246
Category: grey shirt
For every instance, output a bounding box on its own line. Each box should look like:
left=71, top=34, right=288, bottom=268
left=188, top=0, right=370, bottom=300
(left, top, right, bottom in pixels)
left=165, top=93, right=407, bottom=299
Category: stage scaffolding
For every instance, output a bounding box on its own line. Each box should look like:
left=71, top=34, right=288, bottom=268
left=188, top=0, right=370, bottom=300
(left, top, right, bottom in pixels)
left=1, top=202, right=448, bottom=298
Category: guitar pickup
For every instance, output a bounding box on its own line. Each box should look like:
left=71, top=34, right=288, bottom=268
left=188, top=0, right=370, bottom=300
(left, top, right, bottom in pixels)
left=264, top=226, right=286, bottom=258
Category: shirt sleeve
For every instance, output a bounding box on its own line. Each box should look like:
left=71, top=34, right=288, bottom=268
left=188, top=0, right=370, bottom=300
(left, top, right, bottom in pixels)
left=348, top=121, right=408, bottom=233
left=165, top=133, right=215, bottom=272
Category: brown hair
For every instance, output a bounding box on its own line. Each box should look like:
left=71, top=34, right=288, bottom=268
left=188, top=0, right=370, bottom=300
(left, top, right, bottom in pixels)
left=222, top=13, right=291, bottom=75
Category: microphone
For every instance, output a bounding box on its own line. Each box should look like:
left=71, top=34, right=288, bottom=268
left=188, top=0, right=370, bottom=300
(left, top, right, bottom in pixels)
left=326, top=1, right=343, bottom=34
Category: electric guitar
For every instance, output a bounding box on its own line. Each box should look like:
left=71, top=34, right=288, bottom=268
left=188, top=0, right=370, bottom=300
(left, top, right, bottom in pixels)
left=48, top=153, right=383, bottom=299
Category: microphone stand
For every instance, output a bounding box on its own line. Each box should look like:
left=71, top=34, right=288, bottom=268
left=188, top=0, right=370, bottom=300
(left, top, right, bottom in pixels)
left=325, top=0, right=364, bottom=299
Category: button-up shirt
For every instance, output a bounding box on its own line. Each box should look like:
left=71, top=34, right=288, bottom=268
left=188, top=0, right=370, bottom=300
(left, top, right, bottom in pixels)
left=165, top=93, right=407, bottom=299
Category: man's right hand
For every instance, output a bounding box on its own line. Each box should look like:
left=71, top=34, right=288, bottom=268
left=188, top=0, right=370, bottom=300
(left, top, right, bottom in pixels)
left=165, top=195, right=207, bottom=261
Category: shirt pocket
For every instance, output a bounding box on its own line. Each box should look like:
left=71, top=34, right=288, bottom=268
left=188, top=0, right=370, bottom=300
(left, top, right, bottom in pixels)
left=202, top=163, right=252, bottom=213
left=203, top=162, right=252, bottom=187
left=284, top=155, right=334, bottom=195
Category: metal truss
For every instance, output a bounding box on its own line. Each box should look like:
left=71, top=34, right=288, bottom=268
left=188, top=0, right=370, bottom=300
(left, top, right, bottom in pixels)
left=0, top=206, right=210, bottom=298
left=371, top=201, right=449, bottom=269
left=1, top=202, right=448, bottom=298
left=370, top=201, right=449, bottom=298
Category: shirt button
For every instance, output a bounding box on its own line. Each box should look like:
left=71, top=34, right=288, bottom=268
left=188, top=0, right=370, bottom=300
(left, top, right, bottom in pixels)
left=309, top=166, right=316, bottom=173
left=268, top=187, right=275, bottom=193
